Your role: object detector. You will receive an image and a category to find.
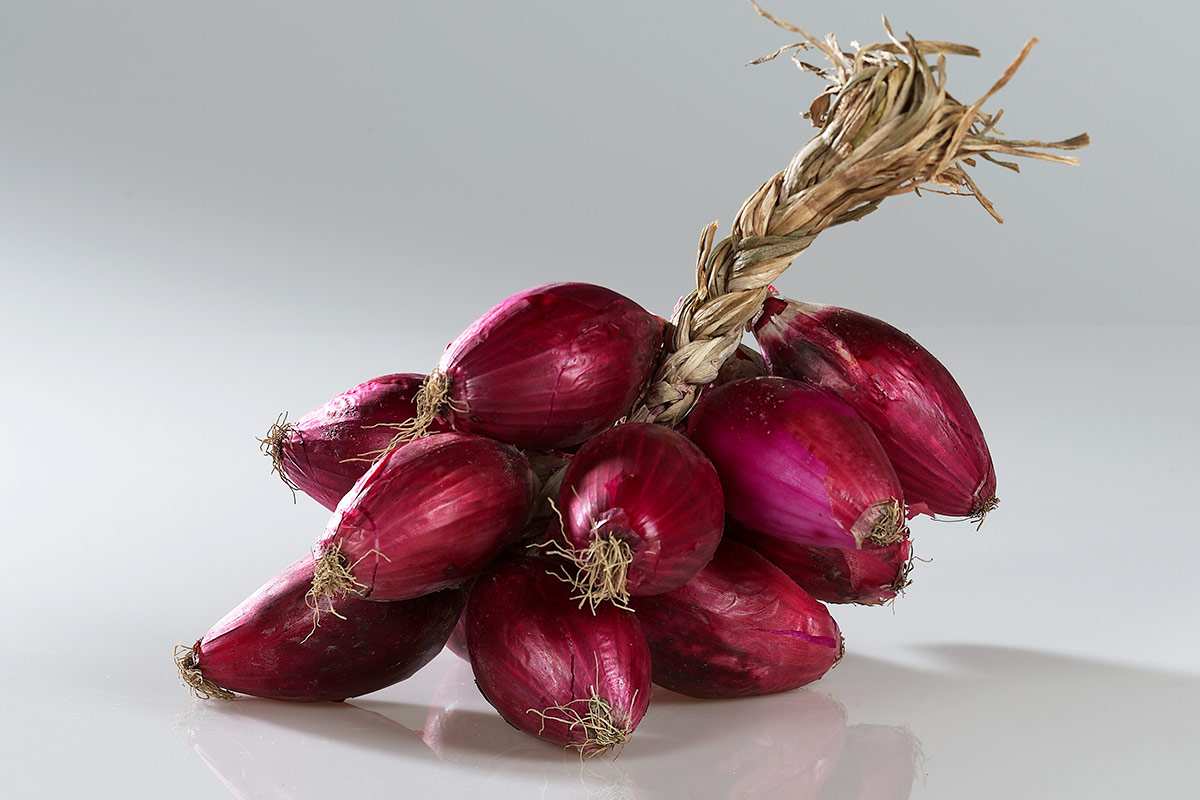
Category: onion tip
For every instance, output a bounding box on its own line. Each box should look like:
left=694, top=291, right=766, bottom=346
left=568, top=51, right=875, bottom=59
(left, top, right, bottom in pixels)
left=375, top=370, right=456, bottom=460
left=174, top=643, right=235, bottom=700
left=538, top=503, right=636, bottom=613
left=970, top=495, right=1000, bottom=530
left=526, top=684, right=638, bottom=758
left=864, top=498, right=906, bottom=547
left=304, top=543, right=370, bottom=637
left=551, top=532, right=636, bottom=614
left=258, top=412, right=299, bottom=499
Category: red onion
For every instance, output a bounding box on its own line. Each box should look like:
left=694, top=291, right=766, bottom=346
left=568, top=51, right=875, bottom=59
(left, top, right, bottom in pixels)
left=728, top=518, right=913, bottom=606
left=260, top=373, right=450, bottom=510
left=395, top=283, right=665, bottom=451
left=176, top=555, right=465, bottom=702
left=467, top=556, right=651, bottom=754
left=310, top=432, right=534, bottom=608
left=687, top=376, right=906, bottom=550
left=634, top=538, right=842, bottom=698
left=754, top=295, right=998, bottom=522
left=551, top=423, right=724, bottom=609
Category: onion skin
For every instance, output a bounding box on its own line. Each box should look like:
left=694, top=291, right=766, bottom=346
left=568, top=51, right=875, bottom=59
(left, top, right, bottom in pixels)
left=557, top=423, right=724, bottom=602
left=183, top=555, right=465, bottom=702
left=466, top=556, right=651, bottom=753
left=687, top=376, right=905, bottom=550
left=436, top=282, right=665, bottom=450
left=728, top=518, right=912, bottom=606
left=754, top=296, right=997, bottom=519
left=316, top=432, right=534, bottom=602
left=269, top=373, right=450, bottom=510
left=634, top=538, right=842, bottom=698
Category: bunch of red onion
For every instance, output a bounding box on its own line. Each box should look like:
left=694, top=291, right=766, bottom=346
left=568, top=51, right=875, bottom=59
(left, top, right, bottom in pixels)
left=177, top=280, right=995, bottom=756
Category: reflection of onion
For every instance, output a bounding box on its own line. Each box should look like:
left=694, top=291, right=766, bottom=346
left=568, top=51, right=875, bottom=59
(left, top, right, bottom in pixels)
left=184, top=699, right=437, bottom=799
left=816, top=724, right=921, bottom=800
left=632, top=689, right=847, bottom=799
left=422, top=659, right=475, bottom=757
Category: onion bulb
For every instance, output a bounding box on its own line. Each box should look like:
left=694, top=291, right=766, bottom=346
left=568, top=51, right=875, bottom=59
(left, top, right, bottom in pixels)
left=466, top=556, right=651, bottom=754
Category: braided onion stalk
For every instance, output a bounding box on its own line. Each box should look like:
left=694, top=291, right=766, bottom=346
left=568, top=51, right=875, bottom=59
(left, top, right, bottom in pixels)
left=631, top=6, right=1087, bottom=428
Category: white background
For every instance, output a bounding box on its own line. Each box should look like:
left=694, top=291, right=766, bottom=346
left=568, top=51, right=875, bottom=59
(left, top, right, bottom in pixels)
left=3, top=2, right=1197, bottom=798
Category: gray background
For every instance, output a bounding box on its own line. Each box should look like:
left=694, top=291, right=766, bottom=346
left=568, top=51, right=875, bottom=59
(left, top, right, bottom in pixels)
left=2, top=2, right=1197, bottom=798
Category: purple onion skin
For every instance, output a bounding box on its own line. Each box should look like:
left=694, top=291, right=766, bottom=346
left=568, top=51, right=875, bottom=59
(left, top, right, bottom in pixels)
left=193, top=555, right=466, bottom=701
left=437, top=283, right=665, bottom=450
left=467, top=557, right=652, bottom=751
left=634, top=538, right=841, bottom=698
left=754, top=296, right=996, bottom=518
left=318, top=432, right=534, bottom=601
left=280, top=373, right=451, bottom=510
left=687, top=376, right=904, bottom=549
left=559, top=423, right=724, bottom=596
left=728, top=518, right=912, bottom=606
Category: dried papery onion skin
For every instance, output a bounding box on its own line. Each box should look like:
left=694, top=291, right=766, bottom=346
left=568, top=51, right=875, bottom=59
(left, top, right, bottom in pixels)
left=754, top=296, right=997, bottom=520
left=687, top=376, right=905, bottom=550
left=466, top=556, right=651, bottom=754
left=262, top=373, right=450, bottom=510
left=634, top=538, right=842, bottom=698
left=728, top=517, right=913, bottom=606
left=555, top=423, right=724, bottom=608
left=433, top=282, right=665, bottom=450
left=179, top=555, right=466, bottom=702
left=314, top=431, right=534, bottom=604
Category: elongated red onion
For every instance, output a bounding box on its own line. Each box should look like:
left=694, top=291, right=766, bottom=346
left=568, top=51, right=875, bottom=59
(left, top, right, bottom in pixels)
left=310, top=432, right=534, bottom=607
left=260, top=373, right=451, bottom=510
left=176, top=555, right=465, bottom=702
left=633, top=538, right=842, bottom=698
left=687, top=376, right=906, bottom=549
left=396, top=283, right=664, bottom=451
left=754, top=296, right=997, bottom=521
left=551, top=423, right=723, bottom=610
left=467, top=556, right=651, bottom=754
left=728, top=518, right=913, bottom=606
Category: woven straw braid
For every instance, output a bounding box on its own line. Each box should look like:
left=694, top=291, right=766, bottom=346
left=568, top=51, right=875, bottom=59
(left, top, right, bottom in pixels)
left=629, top=6, right=1087, bottom=427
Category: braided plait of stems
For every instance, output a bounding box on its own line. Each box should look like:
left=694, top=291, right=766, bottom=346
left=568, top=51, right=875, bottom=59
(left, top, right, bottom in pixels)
left=629, top=7, right=1087, bottom=427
